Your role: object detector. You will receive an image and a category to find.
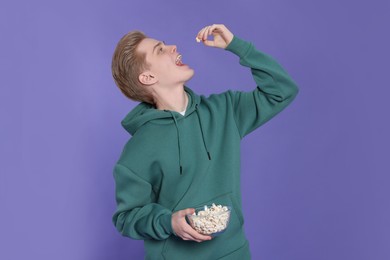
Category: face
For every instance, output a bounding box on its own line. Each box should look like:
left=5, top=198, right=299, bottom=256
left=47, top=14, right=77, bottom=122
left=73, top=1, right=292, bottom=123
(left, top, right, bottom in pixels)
left=137, top=38, right=195, bottom=88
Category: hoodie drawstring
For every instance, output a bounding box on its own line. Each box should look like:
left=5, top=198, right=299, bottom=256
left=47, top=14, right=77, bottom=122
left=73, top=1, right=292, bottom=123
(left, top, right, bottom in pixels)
left=167, top=105, right=211, bottom=176
left=195, top=105, right=212, bottom=161
left=168, top=111, right=183, bottom=175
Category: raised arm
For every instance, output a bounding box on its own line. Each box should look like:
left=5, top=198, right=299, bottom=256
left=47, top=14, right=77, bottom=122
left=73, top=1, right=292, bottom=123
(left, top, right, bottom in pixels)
left=197, top=24, right=299, bottom=137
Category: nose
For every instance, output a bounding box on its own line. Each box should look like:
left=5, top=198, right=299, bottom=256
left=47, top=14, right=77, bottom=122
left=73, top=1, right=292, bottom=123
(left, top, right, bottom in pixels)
left=170, top=45, right=177, bottom=53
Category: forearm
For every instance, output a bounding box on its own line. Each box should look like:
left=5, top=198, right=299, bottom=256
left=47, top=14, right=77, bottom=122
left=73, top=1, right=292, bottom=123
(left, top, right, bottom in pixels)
left=112, top=164, right=174, bottom=240
left=113, top=203, right=173, bottom=240
left=225, top=36, right=299, bottom=136
left=226, top=35, right=299, bottom=102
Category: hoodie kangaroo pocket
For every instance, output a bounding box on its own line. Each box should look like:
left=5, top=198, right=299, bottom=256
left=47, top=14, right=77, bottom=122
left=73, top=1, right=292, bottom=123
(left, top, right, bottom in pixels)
left=228, top=193, right=244, bottom=226
left=162, top=192, right=245, bottom=259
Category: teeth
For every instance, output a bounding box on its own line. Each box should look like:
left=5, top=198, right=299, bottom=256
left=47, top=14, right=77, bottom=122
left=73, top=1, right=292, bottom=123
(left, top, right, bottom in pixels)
left=175, top=55, right=182, bottom=65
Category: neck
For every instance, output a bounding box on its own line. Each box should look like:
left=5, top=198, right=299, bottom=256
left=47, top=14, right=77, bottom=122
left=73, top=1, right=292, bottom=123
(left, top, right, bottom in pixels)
left=153, top=86, right=188, bottom=113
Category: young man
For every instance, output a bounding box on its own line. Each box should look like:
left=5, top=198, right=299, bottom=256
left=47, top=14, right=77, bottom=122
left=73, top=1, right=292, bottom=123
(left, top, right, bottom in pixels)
left=111, top=24, right=299, bottom=259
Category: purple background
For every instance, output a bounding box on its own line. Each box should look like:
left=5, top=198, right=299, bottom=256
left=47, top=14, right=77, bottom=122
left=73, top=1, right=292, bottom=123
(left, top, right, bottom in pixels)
left=1, top=0, right=389, bottom=259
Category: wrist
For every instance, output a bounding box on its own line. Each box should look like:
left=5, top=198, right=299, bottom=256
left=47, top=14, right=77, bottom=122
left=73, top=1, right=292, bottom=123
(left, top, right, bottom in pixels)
left=225, top=35, right=252, bottom=57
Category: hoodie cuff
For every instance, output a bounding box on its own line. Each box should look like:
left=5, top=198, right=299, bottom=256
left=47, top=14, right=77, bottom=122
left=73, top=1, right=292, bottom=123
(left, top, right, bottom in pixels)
left=225, top=35, right=252, bottom=58
left=160, top=213, right=175, bottom=236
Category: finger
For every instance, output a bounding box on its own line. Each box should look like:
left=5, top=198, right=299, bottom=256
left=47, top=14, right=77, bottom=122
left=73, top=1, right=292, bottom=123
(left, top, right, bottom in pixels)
left=196, top=26, right=208, bottom=36
left=184, top=225, right=212, bottom=241
left=182, top=231, right=207, bottom=243
left=182, top=208, right=195, bottom=216
left=203, top=39, right=215, bottom=47
left=208, top=24, right=218, bottom=35
left=200, top=26, right=210, bottom=41
left=191, top=230, right=213, bottom=241
left=196, top=26, right=209, bottom=42
left=202, top=24, right=223, bottom=47
left=199, top=25, right=219, bottom=42
left=178, top=228, right=200, bottom=242
left=203, top=26, right=213, bottom=41
left=176, top=208, right=194, bottom=218
left=181, top=233, right=202, bottom=243
left=208, top=24, right=223, bottom=35
left=201, top=25, right=216, bottom=46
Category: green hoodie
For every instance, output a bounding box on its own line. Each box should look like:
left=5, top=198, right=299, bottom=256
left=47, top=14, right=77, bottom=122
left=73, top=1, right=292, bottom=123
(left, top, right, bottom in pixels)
left=112, top=36, right=299, bottom=259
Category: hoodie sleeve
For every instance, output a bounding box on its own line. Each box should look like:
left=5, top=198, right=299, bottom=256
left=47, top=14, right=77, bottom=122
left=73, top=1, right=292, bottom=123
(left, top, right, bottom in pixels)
left=225, top=36, right=299, bottom=138
left=112, top=163, right=174, bottom=240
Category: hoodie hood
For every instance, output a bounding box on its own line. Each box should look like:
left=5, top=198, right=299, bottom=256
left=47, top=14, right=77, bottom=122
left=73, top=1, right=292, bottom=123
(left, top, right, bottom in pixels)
left=121, top=87, right=210, bottom=175
left=121, top=86, right=200, bottom=136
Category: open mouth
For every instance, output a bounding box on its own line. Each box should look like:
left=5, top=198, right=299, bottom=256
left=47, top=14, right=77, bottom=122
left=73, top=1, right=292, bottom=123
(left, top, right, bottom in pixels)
left=175, top=54, right=184, bottom=66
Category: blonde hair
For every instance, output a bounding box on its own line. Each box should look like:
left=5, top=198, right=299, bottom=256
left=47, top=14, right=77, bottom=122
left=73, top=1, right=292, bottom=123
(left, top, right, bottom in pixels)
left=111, top=31, right=154, bottom=104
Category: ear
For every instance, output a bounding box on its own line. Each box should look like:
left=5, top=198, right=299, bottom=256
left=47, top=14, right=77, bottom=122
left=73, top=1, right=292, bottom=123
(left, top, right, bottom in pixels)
left=138, top=71, right=157, bottom=85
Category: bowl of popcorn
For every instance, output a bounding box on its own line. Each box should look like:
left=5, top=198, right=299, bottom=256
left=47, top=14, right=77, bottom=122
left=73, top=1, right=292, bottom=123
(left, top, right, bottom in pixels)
left=186, top=203, right=231, bottom=237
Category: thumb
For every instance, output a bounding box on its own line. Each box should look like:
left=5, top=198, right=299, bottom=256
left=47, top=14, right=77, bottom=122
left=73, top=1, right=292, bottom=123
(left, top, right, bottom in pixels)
left=202, top=40, right=215, bottom=47
left=180, top=208, right=195, bottom=217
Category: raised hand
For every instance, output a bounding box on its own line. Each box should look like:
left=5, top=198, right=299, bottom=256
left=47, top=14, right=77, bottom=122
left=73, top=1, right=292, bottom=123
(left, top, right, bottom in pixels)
left=196, top=24, right=234, bottom=49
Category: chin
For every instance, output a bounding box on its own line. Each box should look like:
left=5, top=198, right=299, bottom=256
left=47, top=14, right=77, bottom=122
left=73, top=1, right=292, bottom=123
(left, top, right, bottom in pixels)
left=186, top=68, right=195, bottom=81
left=177, top=68, right=195, bottom=84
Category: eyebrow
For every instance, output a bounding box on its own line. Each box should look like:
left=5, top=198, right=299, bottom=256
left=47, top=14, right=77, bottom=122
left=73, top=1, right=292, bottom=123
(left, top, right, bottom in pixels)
left=153, top=41, right=165, bottom=54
